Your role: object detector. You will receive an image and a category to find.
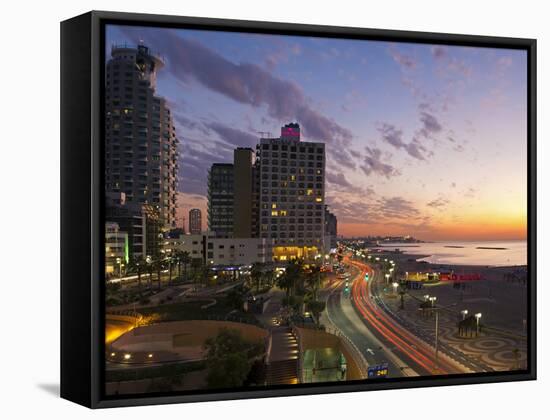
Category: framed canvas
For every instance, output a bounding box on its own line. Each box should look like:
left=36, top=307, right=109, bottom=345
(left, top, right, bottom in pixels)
left=60, top=10, right=536, bottom=408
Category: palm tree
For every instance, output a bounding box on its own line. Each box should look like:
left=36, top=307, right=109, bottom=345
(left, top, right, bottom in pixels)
left=166, top=255, right=174, bottom=285
left=146, top=258, right=154, bottom=290
left=263, top=268, right=275, bottom=288
left=191, top=258, right=203, bottom=284
left=128, top=258, right=146, bottom=293
left=306, top=265, right=323, bottom=301
left=181, top=251, right=191, bottom=282
left=151, top=258, right=163, bottom=291
left=278, top=259, right=304, bottom=298
left=250, top=262, right=264, bottom=293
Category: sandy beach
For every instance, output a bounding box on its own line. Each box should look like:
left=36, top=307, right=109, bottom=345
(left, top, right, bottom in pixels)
left=363, top=248, right=528, bottom=372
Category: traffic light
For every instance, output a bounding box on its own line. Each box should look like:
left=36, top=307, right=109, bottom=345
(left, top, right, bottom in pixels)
left=364, top=273, right=369, bottom=281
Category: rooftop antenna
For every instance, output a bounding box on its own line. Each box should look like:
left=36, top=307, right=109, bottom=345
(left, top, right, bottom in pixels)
left=258, top=131, right=272, bottom=139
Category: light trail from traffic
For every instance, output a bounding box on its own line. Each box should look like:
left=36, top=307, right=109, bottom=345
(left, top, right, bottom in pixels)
left=348, top=258, right=464, bottom=375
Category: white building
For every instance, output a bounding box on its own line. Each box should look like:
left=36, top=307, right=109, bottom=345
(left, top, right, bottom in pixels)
left=105, top=222, right=128, bottom=276
left=165, top=233, right=273, bottom=267
left=257, top=123, right=326, bottom=261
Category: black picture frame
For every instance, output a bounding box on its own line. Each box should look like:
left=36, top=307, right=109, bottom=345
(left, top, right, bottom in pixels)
left=60, top=10, right=537, bottom=409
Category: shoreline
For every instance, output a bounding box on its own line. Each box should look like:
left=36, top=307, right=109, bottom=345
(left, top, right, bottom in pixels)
left=366, top=249, right=526, bottom=282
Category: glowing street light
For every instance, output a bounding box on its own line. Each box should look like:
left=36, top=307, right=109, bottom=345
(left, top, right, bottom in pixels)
left=475, top=313, right=482, bottom=333
left=385, top=273, right=390, bottom=284
left=429, top=296, right=437, bottom=307
left=423, top=294, right=430, bottom=301
left=123, top=353, right=131, bottom=360
left=392, top=282, right=399, bottom=294
left=461, top=309, right=469, bottom=320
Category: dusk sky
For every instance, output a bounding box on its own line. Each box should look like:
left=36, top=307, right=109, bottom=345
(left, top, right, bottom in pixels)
left=106, top=25, right=527, bottom=241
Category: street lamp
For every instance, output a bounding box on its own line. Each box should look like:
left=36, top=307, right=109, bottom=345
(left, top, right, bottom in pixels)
left=429, top=296, right=437, bottom=307
left=475, top=312, right=482, bottom=333
left=424, top=294, right=430, bottom=302
left=461, top=309, right=469, bottom=320
left=385, top=273, right=390, bottom=284
left=392, top=282, right=399, bottom=294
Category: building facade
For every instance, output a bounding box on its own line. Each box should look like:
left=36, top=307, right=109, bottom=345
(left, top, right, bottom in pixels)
left=257, top=123, right=326, bottom=261
left=105, top=222, right=128, bottom=276
left=106, top=196, right=162, bottom=263
left=104, top=44, right=179, bottom=228
left=207, top=163, right=234, bottom=238
left=324, top=205, right=338, bottom=250
left=168, top=234, right=273, bottom=267
left=233, top=148, right=256, bottom=238
left=189, top=208, right=202, bottom=235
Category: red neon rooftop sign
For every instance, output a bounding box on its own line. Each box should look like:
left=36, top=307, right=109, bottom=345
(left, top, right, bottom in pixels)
left=281, top=126, right=300, bottom=139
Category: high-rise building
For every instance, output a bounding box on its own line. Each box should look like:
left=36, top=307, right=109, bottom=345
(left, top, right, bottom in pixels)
left=189, top=208, right=202, bottom=235
left=324, top=205, right=338, bottom=250
left=207, top=163, right=234, bottom=237
left=104, top=44, right=179, bottom=228
left=233, top=148, right=256, bottom=238
left=257, top=123, right=326, bottom=261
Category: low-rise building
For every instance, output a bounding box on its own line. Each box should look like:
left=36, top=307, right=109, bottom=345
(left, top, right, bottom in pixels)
left=105, top=222, right=128, bottom=276
left=168, top=233, right=273, bottom=268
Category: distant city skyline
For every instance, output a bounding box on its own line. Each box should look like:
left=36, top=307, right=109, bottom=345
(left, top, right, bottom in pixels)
left=106, top=25, right=527, bottom=241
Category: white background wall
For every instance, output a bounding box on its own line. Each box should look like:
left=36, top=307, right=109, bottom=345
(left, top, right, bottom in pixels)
left=0, top=0, right=547, bottom=418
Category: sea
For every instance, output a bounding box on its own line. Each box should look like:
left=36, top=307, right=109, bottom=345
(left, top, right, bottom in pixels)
left=378, top=240, right=527, bottom=267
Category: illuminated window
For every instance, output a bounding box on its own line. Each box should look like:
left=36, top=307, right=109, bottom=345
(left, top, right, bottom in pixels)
left=307, top=189, right=313, bottom=196
left=272, top=203, right=277, bottom=209
left=290, top=175, right=296, bottom=181
left=271, top=210, right=279, bottom=216
left=315, top=197, right=323, bottom=202
left=280, top=210, right=287, bottom=216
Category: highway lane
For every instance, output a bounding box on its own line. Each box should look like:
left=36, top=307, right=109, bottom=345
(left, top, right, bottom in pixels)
left=349, top=258, right=468, bottom=375
left=323, top=267, right=418, bottom=378
left=367, top=265, right=493, bottom=373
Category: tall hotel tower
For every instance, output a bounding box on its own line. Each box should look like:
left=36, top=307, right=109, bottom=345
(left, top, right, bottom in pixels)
left=207, top=163, right=234, bottom=238
left=104, top=44, right=179, bottom=228
left=189, top=208, right=202, bottom=235
left=258, top=123, right=326, bottom=261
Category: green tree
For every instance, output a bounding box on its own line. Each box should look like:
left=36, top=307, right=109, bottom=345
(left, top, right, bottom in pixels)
left=226, top=287, right=246, bottom=311
left=277, top=259, right=304, bottom=299
left=128, top=258, right=146, bottom=293
left=166, top=256, right=174, bottom=285
left=307, top=300, right=326, bottom=326
left=263, top=268, right=275, bottom=288
left=250, top=262, right=264, bottom=293
left=181, top=251, right=191, bottom=281
left=306, top=265, right=323, bottom=301
left=190, top=258, right=203, bottom=284
left=152, top=258, right=163, bottom=291
left=203, top=329, right=256, bottom=389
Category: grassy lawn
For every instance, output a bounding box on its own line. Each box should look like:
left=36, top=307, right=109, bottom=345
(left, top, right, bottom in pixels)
left=106, top=360, right=206, bottom=382
left=139, top=299, right=259, bottom=325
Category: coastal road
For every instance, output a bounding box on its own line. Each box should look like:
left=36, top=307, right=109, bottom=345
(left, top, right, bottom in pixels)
left=348, top=258, right=469, bottom=375
left=323, top=267, right=418, bottom=378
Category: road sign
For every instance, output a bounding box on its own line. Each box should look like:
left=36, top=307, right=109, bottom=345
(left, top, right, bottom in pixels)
left=367, top=363, right=389, bottom=378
